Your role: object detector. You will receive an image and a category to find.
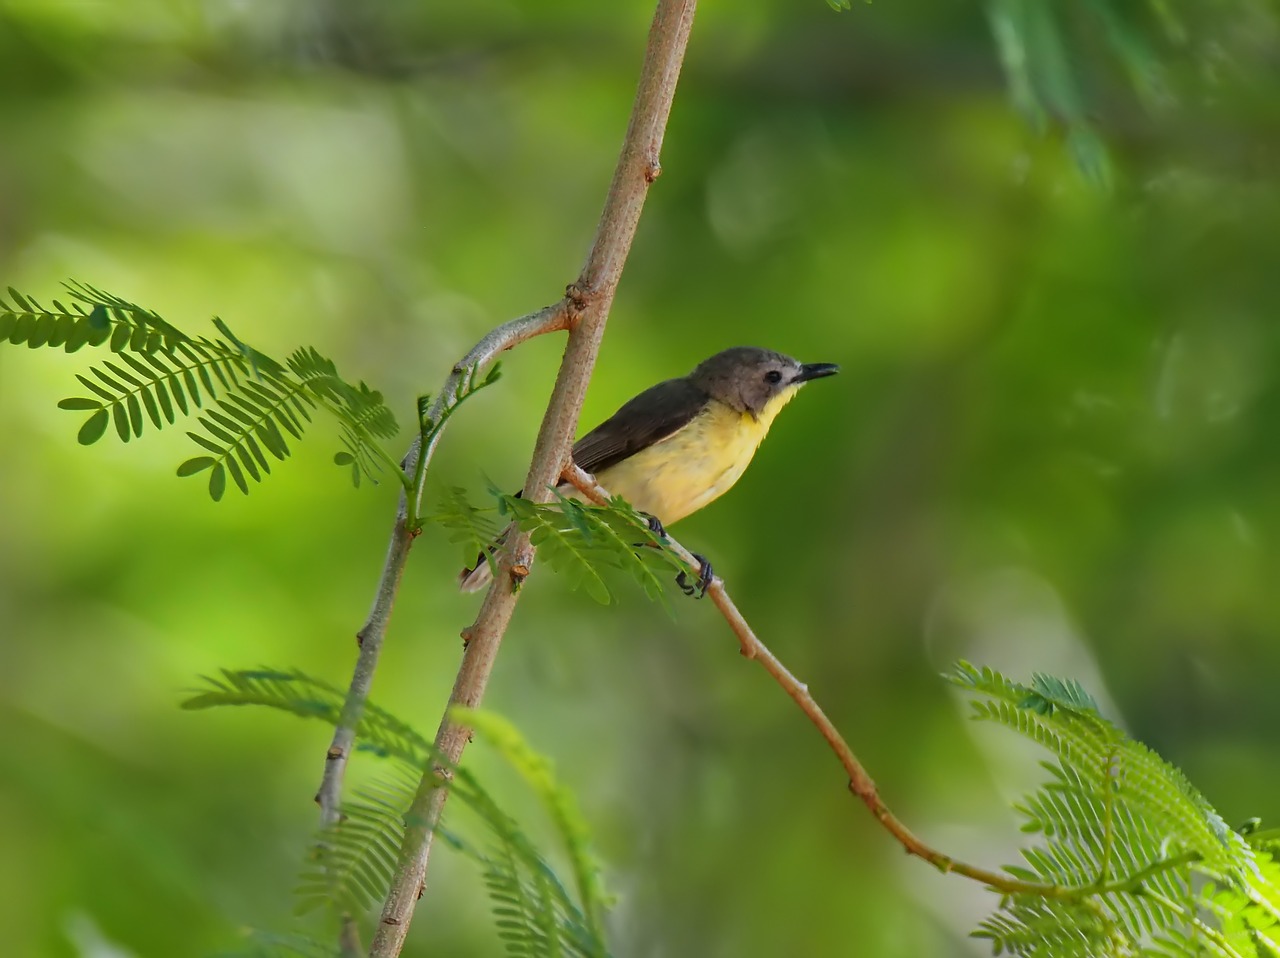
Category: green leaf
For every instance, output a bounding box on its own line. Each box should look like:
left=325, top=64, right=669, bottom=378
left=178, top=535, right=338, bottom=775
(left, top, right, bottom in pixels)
left=949, top=662, right=1271, bottom=954
left=154, top=378, right=175, bottom=423
left=8, top=283, right=403, bottom=501
left=9, top=312, right=33, bottom=344
left=177, top=457, right=216, bottom=477
left=112, top=402, right=130, bottom=442
left=187, top=431, right=226, bottom=456
left=25, top=314, right=52, bottom=348
left=208, top=463, right=226, bottom=501
left=236, top=442, right=263, bottom=482
left=75, top=374, right=115, bottom=403
left=57, top=397, right=103, bottom=411
left=77, top=408, right=110, bottom=445
left=333, top=452, right=354, bottom=465
left=139, top=385, right=162, bottom=429
left=225, top=454, right=249, bottom=495
left=255, top=418, right=288, bottom=459
left=6, top=286, right=31, bottom=311
left=125, top=392, right=144, bottom=437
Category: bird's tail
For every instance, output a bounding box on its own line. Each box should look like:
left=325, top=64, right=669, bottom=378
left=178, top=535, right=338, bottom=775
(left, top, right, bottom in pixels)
left=457, top=482, right=583, bottom=592
left=458, top=530, right=505, bottom=593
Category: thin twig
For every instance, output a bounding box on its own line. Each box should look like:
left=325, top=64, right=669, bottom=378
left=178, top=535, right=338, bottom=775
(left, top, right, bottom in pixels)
left=315, top=303, right=569, bottom=830
left=368, top=2, right=698, bottom=954
left=561, top=465, right=1197, bottom=902
left=312, top=305, right=568, bottom=957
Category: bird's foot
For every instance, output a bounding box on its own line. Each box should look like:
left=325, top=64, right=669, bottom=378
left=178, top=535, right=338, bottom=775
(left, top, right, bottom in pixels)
left=641, top=512, right=668, bottom=541
left=676, top=553, right=713, bottom=599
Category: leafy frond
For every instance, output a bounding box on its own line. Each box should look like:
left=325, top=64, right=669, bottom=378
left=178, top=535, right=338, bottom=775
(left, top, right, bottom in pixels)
left=431, top=485, right=503, bottom=567
left=210, top=929, right=340, bottom=958
left=456, top=707, right=611, bottom=943
left=981, top=0, right=1185, bottom=185
left=296, top=761, right=422, bottom=917
left=189, top=669, right=611, bottom=955
left=3, top=282, right=407, bottom=500
left=950, top=663, right=1277, bottom=957
left=0, top=281, right=190, bottom=354
left=488, top=487, right=694, bottom=606
left=289, top=347, right=398, bottom=489
left=181, top=669, right=431, bottom=765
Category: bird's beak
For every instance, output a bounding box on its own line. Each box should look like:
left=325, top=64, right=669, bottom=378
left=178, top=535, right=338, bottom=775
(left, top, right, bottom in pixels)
left=793, top=362, right=840, bottom=384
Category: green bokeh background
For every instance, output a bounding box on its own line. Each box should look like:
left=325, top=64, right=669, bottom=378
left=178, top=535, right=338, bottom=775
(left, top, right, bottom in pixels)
left=2, top=1, right=1279, bottom=955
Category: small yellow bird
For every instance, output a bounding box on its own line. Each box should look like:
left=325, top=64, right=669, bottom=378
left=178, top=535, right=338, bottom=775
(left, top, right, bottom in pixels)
left=460, top=346, right=839, bottom=595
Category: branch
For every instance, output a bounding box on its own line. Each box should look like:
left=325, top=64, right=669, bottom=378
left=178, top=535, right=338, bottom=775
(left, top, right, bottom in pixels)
left=315, top=303, right=569, bottom=831
left=561, top=465, right=1195, bottom=903
left=368, top=1, right=699, bottom=954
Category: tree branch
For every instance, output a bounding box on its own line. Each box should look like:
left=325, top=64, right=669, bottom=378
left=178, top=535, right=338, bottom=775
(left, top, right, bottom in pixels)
left=368, top=1, right=698, bottom=954
left=561, top=465, right=1193, bottom=903
left=310, top=303, right=568, bottom=954
left=315, top=303, right=569, bottom=830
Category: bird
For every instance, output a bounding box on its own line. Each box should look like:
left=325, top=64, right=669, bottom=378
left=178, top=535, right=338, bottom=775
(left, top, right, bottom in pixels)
left=459, top=346, right=840, bottom=596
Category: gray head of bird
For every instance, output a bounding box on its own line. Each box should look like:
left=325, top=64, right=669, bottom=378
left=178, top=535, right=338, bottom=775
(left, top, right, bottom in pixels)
left=688, top=346, right=840, bottom=419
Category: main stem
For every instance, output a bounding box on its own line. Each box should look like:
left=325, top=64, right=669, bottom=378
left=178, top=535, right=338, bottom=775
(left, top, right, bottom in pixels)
left=369, top=1, right=698, bottom=953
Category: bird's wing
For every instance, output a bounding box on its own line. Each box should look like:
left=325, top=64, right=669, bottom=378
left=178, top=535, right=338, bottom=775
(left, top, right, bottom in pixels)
left=572, top=377, right=710, bottom=476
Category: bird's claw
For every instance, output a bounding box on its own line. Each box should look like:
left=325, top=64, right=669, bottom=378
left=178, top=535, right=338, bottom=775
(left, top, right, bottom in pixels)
left=676, top=553, right=713, bottom=599
left=642, top=512, right=668, bottom=541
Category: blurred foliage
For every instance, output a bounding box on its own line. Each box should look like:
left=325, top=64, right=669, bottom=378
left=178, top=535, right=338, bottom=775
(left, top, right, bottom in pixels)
left=952, top=664, right=1279, bottom=958
left=186, top=663, right=1280, bottom=956
left=184, top=672, right=610, bottom=957
left=2, top=0, right=1280, bottom=956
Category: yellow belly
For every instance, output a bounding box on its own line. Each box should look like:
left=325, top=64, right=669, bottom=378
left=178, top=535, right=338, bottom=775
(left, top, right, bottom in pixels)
left=593, top=389, right=797, bottom=525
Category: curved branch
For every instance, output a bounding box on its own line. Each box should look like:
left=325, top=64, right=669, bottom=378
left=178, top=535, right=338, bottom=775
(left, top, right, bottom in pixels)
left=560, top=465, right=1196, bottom=903
left=315, top=303, right=569, bottom=832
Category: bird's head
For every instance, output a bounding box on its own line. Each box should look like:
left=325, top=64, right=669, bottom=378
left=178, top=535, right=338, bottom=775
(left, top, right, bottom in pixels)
left=690, top=346, right=839, bottom=421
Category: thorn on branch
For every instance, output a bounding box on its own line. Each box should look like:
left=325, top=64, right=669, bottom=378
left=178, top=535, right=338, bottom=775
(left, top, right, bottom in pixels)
left=510, top=563, right=530, bottom=587
left=327, top=746, right=344, bottom=761
left=356, top=629, right=366, bottom=648
left=645, top=158, right=662, bottom=182
left=565, top=281, right=591, bottom=316
left=460, top=626, right=475, bottom=648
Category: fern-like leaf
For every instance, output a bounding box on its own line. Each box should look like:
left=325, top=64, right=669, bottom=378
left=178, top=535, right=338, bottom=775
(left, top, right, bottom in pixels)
left=296, top=763, right=421, bottom=917
left=210, top=929, right=340, bottom=958
left=431, top=485, right=503, bottom=567
left=288, top=347, right=397, bottom=488
left=3, top=282, right=408, bottom=500
left=487, top=488, right=694, bottom=606
left=950, top=662, right=1277, bottom=957
left=187, top=669, right=612, bottom=956
left=456, top=707, right=611, bottom=945
left=182, top=669, right=431, bottom=765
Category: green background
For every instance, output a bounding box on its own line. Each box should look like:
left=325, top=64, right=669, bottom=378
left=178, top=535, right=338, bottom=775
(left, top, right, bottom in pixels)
left=2, top=1, right=1278, bottom=955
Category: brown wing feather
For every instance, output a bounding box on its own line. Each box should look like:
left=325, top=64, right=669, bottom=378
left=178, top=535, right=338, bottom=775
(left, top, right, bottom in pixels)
left=572, top=378, right=710, bottom=476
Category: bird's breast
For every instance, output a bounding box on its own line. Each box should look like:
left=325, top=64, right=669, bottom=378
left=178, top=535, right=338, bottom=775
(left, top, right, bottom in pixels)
left=594, top=392, right=794, bottom=525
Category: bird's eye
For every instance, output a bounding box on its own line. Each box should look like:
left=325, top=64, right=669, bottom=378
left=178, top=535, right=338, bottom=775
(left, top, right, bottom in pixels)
left=764, top=370, right=783, bottom=384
